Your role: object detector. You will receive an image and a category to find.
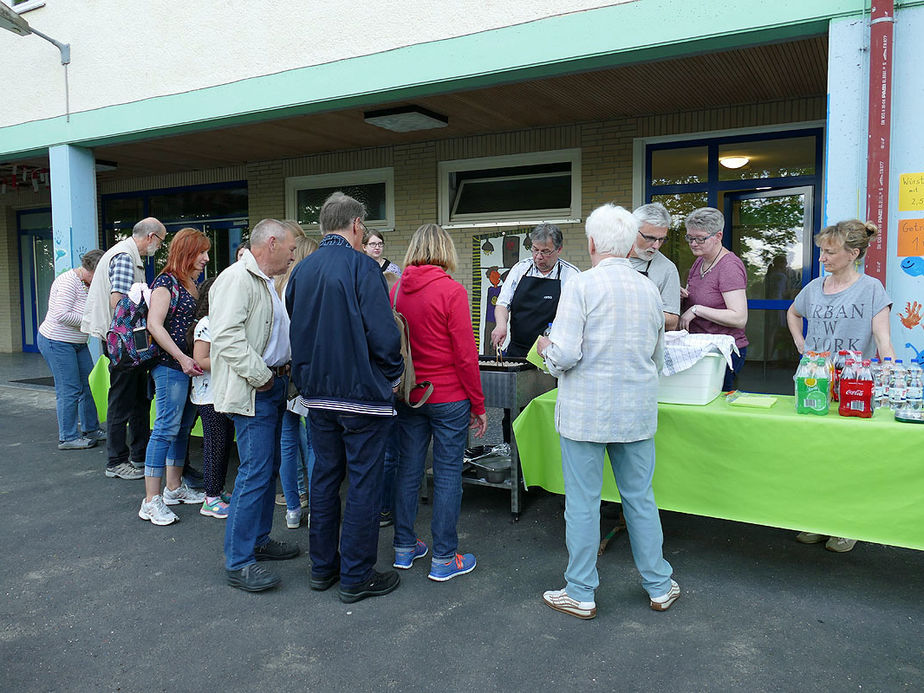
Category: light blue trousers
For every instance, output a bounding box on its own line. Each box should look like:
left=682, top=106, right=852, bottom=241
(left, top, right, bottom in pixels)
left=560, top=436, right=673, bottom=602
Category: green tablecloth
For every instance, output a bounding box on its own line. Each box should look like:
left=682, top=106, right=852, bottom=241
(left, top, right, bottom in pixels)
left=89, top=356, right=204, bottom=437
left=512, top=390, right=924, bottom=550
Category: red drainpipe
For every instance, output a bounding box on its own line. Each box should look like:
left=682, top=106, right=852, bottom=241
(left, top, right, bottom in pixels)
left=865, top=0, right=895, bottom=283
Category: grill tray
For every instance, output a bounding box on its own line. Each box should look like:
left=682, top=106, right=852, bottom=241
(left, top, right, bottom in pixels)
left=478, top=356, right=535, bottom=372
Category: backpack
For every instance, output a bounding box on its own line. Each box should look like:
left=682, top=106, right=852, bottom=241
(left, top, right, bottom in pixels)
left=106, top=278, right=180, bottom=371
left=392, top=280, right=433, bottom=408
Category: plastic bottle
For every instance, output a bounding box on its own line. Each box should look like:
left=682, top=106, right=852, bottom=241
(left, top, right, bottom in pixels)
left=542, top=322, right=553, bottom=337
left=833, top=350, right=849, bottom=401
left=881, top=357, right=894, bottom=409
left=906, top=360, right=923, bottom=413
left=889, top=359, right=908, bottom=411
left=839, top=359, right=873, bottom=418
left=870, top=358, right=882, bottom=410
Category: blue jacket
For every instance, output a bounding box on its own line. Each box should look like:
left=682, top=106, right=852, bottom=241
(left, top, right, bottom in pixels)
left=285, top=234, right=403, bottom=415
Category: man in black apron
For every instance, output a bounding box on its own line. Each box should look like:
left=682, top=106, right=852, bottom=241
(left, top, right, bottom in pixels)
left=491, top=224, right=579, bottom=357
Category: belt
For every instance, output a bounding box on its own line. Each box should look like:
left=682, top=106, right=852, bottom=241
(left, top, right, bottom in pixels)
left=269, top=363, right=290, bottom=377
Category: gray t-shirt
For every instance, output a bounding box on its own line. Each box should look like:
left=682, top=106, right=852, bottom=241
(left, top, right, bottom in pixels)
left=629, top=252, right=681, bottom=315
left=793, top=274, right=891, bottom=358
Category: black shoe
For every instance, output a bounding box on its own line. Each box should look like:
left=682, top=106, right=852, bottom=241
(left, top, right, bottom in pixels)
left=310, top=572, right=340, bottom=591
left=379, top=510, right=394, bottom=528
left=338, top=570, right=400, bottom=603
left=227, top=563, right=281, bottom=592
left=254, top=539, right=300, bottom=561
left=182, top=466, right=205, bottom=490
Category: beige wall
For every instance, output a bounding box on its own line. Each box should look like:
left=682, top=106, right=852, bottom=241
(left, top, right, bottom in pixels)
left=0, top=0, right=632, bottom=129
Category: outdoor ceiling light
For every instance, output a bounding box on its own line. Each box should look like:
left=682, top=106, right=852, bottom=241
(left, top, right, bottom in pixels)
left=363, top=106, right=448, bottom=133
left=95, top=160, right=118, bottom=172
left=719, top=156, right=750, bottom=169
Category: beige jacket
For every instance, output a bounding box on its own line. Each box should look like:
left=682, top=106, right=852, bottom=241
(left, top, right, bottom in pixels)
left=209, top=251, right=275, bottom=416
left=81, top=237, right=146, bottom=339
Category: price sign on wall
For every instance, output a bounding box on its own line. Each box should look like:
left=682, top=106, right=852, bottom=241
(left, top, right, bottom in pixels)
left=897, top=219, right=924, bottom=257
left=899, top=173, right=924, bottom=212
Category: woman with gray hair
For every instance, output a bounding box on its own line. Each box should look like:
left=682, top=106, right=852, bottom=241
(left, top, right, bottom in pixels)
left=679, top=206, right=749, bottom=390
left=37, top=249, right=106, bottom=450
left=536, top=204, right=679, bottom=619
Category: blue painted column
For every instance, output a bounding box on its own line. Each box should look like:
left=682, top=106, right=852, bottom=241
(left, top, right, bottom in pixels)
left=49, top=144, right=99, bottom=275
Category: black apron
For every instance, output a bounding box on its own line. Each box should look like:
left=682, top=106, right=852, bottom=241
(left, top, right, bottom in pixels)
left=506, top=262, right=563, bottom=358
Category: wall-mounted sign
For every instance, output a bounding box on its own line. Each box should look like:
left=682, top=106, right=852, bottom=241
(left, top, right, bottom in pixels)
left=897, top=218, right=924, bottom=257
left=898, top=173, right=924, bottom=211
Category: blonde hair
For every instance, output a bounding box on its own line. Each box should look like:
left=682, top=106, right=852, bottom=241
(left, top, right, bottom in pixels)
left=275, top=235, right=319, bottom=297
left=815, top=219, right=878, bottom=260
left=403, top=223, right=457, bottom=273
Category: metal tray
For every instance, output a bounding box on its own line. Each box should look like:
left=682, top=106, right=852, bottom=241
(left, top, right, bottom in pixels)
left=478, top=356, right=535, bottom=372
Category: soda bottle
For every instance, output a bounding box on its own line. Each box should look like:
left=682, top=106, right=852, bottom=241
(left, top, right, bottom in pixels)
left=832, top=350, right=848, bottom=401
left=889, top=359, right=907, bottom=411
left=906, top=360, right=923, bottom=412
left=839, top=359, right=873, bottom=418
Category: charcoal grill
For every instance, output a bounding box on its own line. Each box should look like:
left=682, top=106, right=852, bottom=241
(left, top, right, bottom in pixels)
left=475, top=356, right=556, bottom=519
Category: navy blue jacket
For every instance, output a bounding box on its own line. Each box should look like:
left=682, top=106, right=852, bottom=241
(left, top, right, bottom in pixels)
left=285, top=234, right=403, bottom=415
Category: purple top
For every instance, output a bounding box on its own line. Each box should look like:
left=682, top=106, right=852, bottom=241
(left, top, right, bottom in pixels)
left=683, top=252, right=749, bottom=348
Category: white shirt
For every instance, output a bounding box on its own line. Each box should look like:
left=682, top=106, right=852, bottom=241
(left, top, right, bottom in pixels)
left=543, top=257, right=664, bottom=443
left=190, top=317, right=212, bottom=405
left=497, top=257, right=580, bottom=308
left=256, top=271, right=291, bottom=367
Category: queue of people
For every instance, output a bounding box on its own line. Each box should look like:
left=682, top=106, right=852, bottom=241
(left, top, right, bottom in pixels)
left=35, top=188, right=893, bottom=616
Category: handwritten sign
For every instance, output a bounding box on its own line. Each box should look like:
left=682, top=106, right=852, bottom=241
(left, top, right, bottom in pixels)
left=898, top=219, right=924, bottom=256
left=899, top=173, right=924, bottom=211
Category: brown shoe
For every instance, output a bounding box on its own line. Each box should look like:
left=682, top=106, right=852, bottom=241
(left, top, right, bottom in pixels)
left=275, top=493, right=286, bottom=507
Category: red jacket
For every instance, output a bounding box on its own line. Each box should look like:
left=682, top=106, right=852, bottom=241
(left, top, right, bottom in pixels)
left=391, top=265, right=486, bottom=415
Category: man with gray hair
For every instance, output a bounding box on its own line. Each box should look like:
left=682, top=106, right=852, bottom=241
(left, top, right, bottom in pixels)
left=82, top=217, right=167, bottom=480
left=491, top=223, right=579, bottom=357
left=536, top=203, right=679, bottom=619
left=630, top=202, right=681, bottom=330
left=210, top=218, right=300, bottom=592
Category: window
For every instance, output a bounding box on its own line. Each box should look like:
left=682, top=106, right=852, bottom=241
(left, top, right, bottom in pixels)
left=5, top=0, right=46, bottom=13
left=285, top=168, right=394, bottom=230
left=439, top=150, right=581, bottom=227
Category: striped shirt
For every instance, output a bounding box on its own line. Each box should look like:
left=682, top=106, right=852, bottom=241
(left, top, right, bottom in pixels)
left=38, top=270, right=91, bottom=344
left=543, top=257, right=664, bottom=443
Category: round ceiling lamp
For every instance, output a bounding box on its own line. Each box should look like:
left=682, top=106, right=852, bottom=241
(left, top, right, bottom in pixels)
left=719, top=156, right=750, bottom=169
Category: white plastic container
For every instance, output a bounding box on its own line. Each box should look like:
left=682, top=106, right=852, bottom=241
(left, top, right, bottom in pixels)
left=658, top=353, right=726, bottom=405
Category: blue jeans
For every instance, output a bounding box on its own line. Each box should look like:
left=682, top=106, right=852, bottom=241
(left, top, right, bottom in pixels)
left=560, top=436, right=673, bottom=602
left=224, top=377, right=287, bottom=571
left=724, top=346, right=748, bottom=391
left=37, top=333, right=99, bottom=442
left=280, top=410, right=315, bottom=510
left=308, top=409, right=392, bottom=587
left=380, top=418, right=400, bottom=515
left=394, top=399, right=470, bottom=561
left=144, top=364, right=197, bottom=477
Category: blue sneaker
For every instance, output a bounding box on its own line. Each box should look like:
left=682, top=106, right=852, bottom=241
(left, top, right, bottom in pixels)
left=428, top=553, right=476, bottom=582
left=393, top=539, right=428, bottom=569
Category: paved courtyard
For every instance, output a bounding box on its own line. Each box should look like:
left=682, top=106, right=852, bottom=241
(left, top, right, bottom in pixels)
left=0, top=364, right=921, bottom=692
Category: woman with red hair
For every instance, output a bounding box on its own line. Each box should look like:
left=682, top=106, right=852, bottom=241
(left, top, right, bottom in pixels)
left=138, top=227, right=210, bottom=526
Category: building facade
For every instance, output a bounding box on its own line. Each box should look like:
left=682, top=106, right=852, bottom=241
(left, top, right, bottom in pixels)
left=3, top=0, right=923, bottom=393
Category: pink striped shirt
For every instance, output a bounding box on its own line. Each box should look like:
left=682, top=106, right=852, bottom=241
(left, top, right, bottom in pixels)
left=39, top=270, right=90, bottom=344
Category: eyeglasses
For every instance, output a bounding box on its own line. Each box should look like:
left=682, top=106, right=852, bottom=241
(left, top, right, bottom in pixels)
left=531, top=246, right=557, bottom=258
left=685, top=231, right=719, bottom=245
left=366, top=241, right=384, bottom=248
left=152, top=232, right=166, bottom=243
left=638, top=231, right=668, bottom=245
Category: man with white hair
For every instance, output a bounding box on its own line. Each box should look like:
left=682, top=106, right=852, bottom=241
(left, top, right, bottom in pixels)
left=536, top=203, right=680, bottom=619
left=82, top=217, right=167, bottom=480
left=630, top=202, right=681, bottom=330
left=210, top=218, right=299, bottom=592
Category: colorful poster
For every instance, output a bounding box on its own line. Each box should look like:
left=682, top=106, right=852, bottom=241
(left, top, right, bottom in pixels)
left=471, top=230, right=531, bottom=354
left=898, top=173, right=924, bottom=212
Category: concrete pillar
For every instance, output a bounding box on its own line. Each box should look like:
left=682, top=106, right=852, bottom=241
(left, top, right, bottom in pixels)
left=49, top=144, right=99, bottom=275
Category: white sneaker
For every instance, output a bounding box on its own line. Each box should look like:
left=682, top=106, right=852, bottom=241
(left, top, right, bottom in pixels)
left=163, top=482, right=205, bottom=505
left=139, top=495, right=179, bottom=526
left=650, top=579, right=681, bottom=612
left=542, top=588, right=596, bottom=620
left=286, top=508, right=302, bottom=529
left=825, top=537, right=857, bottom=553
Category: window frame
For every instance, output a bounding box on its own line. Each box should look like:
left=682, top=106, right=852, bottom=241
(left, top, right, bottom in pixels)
left=4, top=0, right=46, bottom=14
left=438, top=149, right=582, bottom=228
left=284, top=167, right=395, bottom=231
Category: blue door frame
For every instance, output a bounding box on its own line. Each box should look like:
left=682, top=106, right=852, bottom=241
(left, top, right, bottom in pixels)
left=17, top=208, right=54, bottom=353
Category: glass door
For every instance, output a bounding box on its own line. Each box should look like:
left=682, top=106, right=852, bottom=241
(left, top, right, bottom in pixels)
left=724, top=187, right=814, bottom=394
left=18, top=210, right=55, bottom=352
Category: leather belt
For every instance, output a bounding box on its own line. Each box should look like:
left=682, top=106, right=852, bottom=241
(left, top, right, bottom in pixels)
left=269, top=363, right=290, bottom=377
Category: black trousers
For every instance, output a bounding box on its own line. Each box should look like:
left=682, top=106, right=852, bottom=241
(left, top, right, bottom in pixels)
left=106, top=365, right=151, bottom=468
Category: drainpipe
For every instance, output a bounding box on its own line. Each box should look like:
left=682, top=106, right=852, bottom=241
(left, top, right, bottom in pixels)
left=865, top=0, right=895, bottom=283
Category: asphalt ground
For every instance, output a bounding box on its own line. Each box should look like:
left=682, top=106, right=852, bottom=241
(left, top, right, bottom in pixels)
left=1, top=384, right=922, bottom=692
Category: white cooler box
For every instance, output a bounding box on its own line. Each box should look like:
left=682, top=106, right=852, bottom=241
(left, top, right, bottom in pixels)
left=658, top=353, right=726, bottom=405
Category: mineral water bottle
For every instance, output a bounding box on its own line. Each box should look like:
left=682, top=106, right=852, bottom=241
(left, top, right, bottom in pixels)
left=870, top=358, right=882, bottom=409
left=889, top=359, right=908, bottom=410
left=881, top=357, right=894, bottom=409
left=542, top=322, right=553, bottom=337
left=906, top=360, right=923, bottom=412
